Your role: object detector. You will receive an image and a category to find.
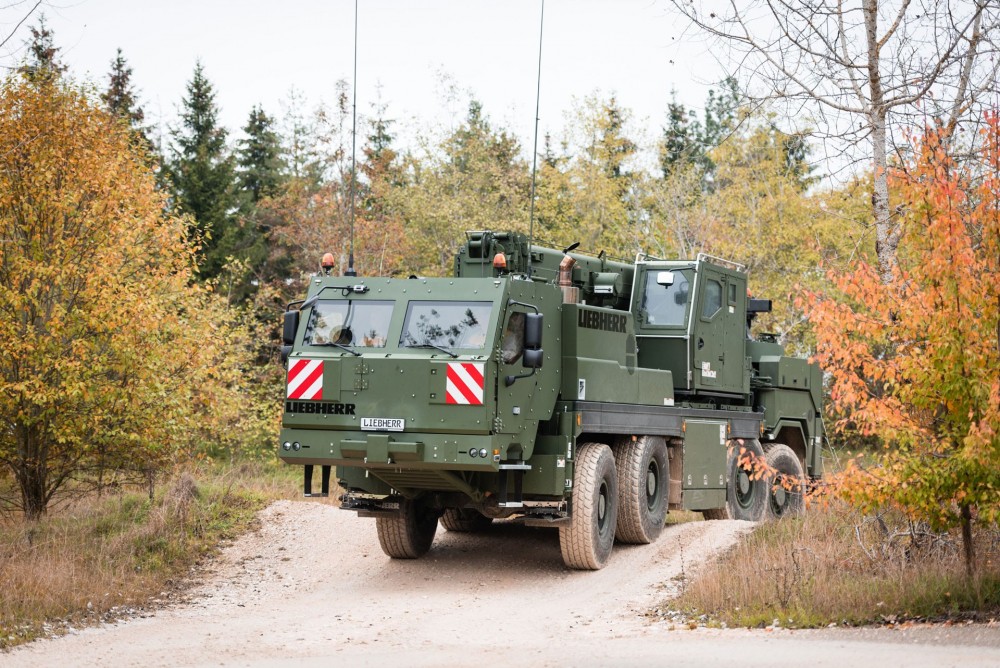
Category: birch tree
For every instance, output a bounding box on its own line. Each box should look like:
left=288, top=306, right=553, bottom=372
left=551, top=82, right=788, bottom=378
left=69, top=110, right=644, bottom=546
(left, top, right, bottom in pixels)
left=671, top=0, right=1000, bottom=283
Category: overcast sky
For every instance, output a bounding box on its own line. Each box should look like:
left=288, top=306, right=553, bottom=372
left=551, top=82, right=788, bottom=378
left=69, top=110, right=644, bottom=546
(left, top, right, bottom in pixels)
left=3, top=0, right=726, bottom=155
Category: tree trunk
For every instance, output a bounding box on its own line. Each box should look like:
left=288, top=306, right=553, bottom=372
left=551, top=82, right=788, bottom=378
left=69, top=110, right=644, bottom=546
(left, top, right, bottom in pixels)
left=17, top=459, right=49, bottom=521
left=15, top=423, right=49, bottom=521
left=864, top=0, right=898, bottom=285
left=870, top=111, right=898, bottom=284
left=960, top=503, right=975, bottom=579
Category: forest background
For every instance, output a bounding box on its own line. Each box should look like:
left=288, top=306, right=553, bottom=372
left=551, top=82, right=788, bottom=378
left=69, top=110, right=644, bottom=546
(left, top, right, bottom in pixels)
left=1, top=2, right=998, bottom=637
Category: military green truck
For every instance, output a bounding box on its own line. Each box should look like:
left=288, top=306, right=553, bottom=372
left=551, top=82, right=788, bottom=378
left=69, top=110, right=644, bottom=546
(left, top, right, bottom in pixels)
left=278, top=231, right=823, bottom=569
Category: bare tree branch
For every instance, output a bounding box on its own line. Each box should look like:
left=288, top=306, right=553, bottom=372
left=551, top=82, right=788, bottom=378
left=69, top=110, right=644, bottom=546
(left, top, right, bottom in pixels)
left=0, top=0, right=41, bottom=51
left=669, top=0, right=1000, bottom=284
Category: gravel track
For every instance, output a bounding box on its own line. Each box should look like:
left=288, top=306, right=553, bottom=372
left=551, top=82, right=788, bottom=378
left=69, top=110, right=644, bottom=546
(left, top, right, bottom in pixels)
left=6, top=499, right=1000, bottom=667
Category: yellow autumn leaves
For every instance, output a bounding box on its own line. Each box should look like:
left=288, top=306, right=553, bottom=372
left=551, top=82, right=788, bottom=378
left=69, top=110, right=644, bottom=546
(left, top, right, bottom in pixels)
left=0, top=77, right=271, bottom=518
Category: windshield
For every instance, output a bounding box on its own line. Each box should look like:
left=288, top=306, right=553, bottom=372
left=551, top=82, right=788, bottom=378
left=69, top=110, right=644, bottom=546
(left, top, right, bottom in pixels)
left=303, top=299, right=394, bottom=347
left=400, top=301, right=493, bottom=349
left=641, top=269, right=692, bottom=328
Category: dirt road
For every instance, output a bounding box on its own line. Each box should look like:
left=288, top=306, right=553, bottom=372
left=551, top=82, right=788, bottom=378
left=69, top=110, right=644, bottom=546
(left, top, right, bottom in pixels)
left=7, top=500, right=1000, bottom=667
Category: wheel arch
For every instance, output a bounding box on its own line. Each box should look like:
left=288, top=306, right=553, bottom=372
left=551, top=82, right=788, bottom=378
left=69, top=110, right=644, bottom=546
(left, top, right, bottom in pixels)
left=768, top=420, right=807, bottom=471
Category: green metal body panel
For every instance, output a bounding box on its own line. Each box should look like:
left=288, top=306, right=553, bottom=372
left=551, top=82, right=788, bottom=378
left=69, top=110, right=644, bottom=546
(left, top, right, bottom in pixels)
left=682, top=420, right=728, bottom=493
left=279, top=231, right=825, bottom=521
left=559, top=304, right=674, bottom=406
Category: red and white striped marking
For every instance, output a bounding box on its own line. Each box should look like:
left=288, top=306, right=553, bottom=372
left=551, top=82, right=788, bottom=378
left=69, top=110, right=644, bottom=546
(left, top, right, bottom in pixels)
left=446, top=362, right=485, bottom=405
left=287, top=359, right=324, bottom=400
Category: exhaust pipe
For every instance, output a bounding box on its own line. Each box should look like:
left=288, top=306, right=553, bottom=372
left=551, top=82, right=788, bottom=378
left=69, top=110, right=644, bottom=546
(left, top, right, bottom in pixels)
left=558, top=255, right=579, bottom=304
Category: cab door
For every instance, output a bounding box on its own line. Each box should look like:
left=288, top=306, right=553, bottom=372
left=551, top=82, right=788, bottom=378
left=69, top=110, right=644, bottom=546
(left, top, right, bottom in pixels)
left=693, top=268, right=725, bottom=390
left=692, top=267, right=745, bottom=395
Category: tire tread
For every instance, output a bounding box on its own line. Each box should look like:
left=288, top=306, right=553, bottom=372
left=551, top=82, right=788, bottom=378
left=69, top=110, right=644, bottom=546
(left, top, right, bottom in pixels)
left=612, top=436, right=668, bottom=544
left=559, top=442, right=617, bottom=570
left=375, top=499, right=437, bottom=558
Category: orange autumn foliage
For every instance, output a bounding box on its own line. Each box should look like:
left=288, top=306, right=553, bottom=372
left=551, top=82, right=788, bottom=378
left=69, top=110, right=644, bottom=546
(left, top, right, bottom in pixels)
left=807, top=116, right=1000, bottom=535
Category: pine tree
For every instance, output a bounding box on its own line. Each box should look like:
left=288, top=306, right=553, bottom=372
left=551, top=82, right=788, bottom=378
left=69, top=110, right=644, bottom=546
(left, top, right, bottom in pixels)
left=360, top=100, right=400, bottom=216
left=21, top=14, right=66, bottom=82
left=167, top=61, right=238, bottom=279
left=581, top=96, right=637, bottom=186
left=102, top=48, right=147, bottom=140
left=660, top=96, right=703, bottom=177
left=659, top=78, right=741, bottom=191
left=237, top=104, right=285, bottom=204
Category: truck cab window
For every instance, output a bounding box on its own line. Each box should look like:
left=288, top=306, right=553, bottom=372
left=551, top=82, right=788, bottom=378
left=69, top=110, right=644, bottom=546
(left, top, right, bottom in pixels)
left=642, top=269, right=691, bottom=327
left=400, top=301, right=494, bottom=349
left=501, top=312, right=525, bottom=364
left=304, top=300, right=394, bottom=347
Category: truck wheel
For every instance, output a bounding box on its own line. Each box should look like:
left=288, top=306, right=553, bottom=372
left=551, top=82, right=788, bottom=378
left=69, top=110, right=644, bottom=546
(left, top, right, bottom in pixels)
left=375, top=497, right=438, bottom=558
left=440, top=508, right=493, bottom=532
left=612, top=435, right=669, bottom=544
left=763, top=443, right=805, bottom=519
left=704, top=439, right=767, bottom=521
left=560, top=442, right=618, bottom=570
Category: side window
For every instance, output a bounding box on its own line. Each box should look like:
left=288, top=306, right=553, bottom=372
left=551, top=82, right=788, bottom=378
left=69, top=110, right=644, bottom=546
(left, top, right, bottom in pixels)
left=501, top=312, right=525, bottom=364
left=701, top=279, right=722, bottom=320
left=728, top=282, right=737, bottom=305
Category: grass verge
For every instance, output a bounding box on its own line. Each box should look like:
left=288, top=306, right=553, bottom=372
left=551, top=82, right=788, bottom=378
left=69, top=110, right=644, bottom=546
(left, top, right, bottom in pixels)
left=0, top=461, right=301, bottom=649
left=668, top=502, right=1000, bottom=628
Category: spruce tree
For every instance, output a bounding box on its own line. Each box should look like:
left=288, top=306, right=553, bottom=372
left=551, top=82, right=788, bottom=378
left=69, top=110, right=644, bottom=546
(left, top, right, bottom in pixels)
left=237, top=105, right=285, bottom=204
left=167, top=61, right=237, bottom=279
left=21, top=14, right=66, bottom=82
left=659, top=79, right=741, bottom=191
left=360, top=101, right=400, bottom=215
left=102, top=49, right=147, bottom=137
left=660, top=96, right=703, bottom=178
left=231, top=105, right=284, bottom=301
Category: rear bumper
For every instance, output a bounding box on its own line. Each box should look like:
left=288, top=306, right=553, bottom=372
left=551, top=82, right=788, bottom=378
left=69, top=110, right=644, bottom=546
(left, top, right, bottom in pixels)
left=278, top=427, right=501, bottom=471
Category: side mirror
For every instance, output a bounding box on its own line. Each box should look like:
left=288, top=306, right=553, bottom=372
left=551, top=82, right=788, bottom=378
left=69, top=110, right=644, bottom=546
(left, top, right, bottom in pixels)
left=656, top=271, right=675, bottom=287
left=505, top=311, right=543, bottom=385
left=280, top=345, right=292, bottom=364
left=522, top=348, right=543, bottom=369
left=524, top=313, right=543, bottom=349
left=283, top=310, right=300, bottom=345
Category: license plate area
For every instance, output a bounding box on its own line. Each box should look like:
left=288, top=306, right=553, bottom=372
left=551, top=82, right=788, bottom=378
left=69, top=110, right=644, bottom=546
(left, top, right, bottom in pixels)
left=361, top=417, right=405, bottom=432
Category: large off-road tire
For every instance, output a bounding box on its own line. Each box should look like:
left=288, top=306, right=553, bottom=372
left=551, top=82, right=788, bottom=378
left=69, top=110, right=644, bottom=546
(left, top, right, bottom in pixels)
left=703, top=438, right=768, bottom=522
left=560, top=442, right=619, bottom=570
left=440, top=508, right=493, bottom=532
left=611, top=435, right=669, bottom=544
left=375, top=497, right=439, bottom=559
left=763, top=443, right=806, bottom=519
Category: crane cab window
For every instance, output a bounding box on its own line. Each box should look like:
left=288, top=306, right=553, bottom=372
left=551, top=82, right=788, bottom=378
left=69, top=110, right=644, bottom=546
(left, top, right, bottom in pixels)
left=642, top=269, right=692, bottom=327
left=701, top=280, right=723, bottom=320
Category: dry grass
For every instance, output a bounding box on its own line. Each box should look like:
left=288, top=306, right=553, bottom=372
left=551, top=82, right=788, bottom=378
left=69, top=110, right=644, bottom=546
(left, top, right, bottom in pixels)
left=666, top=509, right=705, bottom=525
left=671, top=503, right=1000, bottom=628
left=0, top=462, right=300, bottom=648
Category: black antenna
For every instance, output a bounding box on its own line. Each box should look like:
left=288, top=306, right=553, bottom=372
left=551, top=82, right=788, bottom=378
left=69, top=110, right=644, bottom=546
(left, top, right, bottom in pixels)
left=526, top=0, right=544, bottom=277
left=345, top=0, right=359, bottom=277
